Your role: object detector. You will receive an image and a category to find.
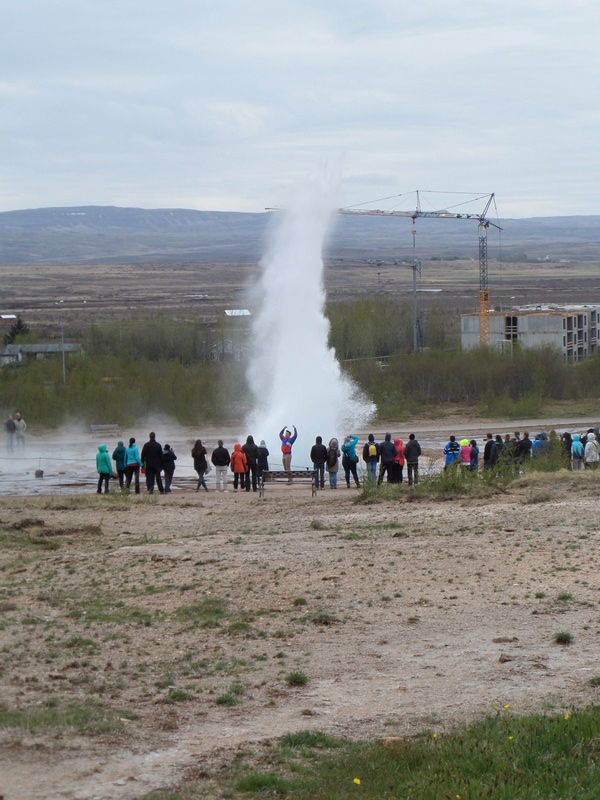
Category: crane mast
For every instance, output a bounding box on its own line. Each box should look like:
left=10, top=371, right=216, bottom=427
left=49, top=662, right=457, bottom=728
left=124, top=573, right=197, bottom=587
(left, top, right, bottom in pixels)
left=339, top=191, right=500, bottom=346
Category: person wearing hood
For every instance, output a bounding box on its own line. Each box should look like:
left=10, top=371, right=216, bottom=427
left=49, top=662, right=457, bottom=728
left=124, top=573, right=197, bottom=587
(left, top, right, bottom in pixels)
left=459, top=439, right=471, bottom=469
left=469, top=439, right=479, bottom=472
left=112, top=440, right=127, bottom=488
left=341, top=435, right=360, bottom=488
left=96, top=443, right=113, bottom=494
left=310, top=436, right=328, bottom=490
left=326, top=437, right=341, bottom=489
left=391, top=437, right=404, bottom=483
left=584, top=431, right=600, bottom=468
left=571, top=433, right=584, bottom=470
left=257, top=440, right=269, bottom=485
left=230, top=442, right=248, bottom=492
left=362, top=434, right=380, bottom=482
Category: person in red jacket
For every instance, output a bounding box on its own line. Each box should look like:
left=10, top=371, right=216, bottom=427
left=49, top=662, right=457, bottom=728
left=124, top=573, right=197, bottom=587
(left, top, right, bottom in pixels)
left=230, top=442, right=248, bottom=492
left=392, top=437, right=405, bottom=483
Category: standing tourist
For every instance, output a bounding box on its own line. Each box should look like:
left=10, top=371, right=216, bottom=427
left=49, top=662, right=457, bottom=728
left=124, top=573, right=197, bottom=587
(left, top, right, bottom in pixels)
left=211, top=439, right=231, bottom=492
left=125, top=437, right=141, bottom=494
left=362, top=434, right=379, bottom=482
left=112, top=440, right=127, bottom=489
left=4, top=415, right=16, bottom=453
left=378, top=433, right=397, bottom=485
left=571, top=434, right=584, bottom=471
left=584, top=432, right=600, bottom=468
left=96, top=444, right=113, bottom=494
left=230, top=442, right=248, bottom=492
left=483, top=433, right=498, bottom=470
left=341, top=435, right=360, bottom=488
left=141, top=432, right=165, bottom=494
left=162, top=443, right=177, bottom=493
left=404, top=433, right=421, bottom=486
left=391, top=437, right=404, bottom=484
left=310, top=436, right=328, bottom=490
left=14, top=412, right=26, bottom=449
left=242, top=435, right=259, bottom=492
left=469, top=439, right=479, bottom=472
left=279, top=425, right=297, bottom=481
left=191, top=439, right=209, bottom=492
left=443, top=435, right=461, bottom=470
left=256, top=440, right=270, bottom=486
left=326, top=437, right=341, bottom=489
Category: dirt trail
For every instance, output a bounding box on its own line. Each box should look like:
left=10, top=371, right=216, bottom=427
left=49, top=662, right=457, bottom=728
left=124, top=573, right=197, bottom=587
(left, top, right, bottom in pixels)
left=1, top=422, right=600, bottom=799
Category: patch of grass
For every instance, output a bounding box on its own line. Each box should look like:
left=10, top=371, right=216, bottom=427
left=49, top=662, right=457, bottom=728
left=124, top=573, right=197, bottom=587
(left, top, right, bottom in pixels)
left=309, top=519, right=325, bottom=531
left=554, top=631, right=574, bottom=646
left=163, top=688, right=193, bottom=703
left=556, top=592, right=574, bottom=602
left=293, top=597, right=307, bottom=607
left=285, top=671, right=308, bottom=687
left=221, top=707, right=600, bottom=798
left=172, top=597, right=227, bottom=628
left=235, top=773, right=296, bottom=794
left=0, top=699, right=136, bottom=734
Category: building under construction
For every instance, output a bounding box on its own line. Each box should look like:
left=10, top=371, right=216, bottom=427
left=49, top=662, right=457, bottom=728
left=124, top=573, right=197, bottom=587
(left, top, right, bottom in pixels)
left=461, top=304, right=600, bottom=361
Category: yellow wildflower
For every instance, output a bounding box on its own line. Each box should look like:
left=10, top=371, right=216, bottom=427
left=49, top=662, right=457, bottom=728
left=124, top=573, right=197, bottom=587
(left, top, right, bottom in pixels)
left=354, top=778, right=361, bottom=785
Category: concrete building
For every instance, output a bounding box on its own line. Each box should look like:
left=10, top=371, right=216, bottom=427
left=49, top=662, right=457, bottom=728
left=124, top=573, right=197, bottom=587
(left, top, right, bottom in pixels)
left=461, top=304, right=600, bottom=361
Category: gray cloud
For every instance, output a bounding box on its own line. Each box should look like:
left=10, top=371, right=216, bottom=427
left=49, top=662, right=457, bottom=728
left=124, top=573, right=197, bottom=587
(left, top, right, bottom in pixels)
left=1, top=0, right=599, bottom=216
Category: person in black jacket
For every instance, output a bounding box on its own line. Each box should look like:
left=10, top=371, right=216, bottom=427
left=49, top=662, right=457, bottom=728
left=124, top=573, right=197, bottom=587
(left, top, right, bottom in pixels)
left=242, top=435, right=259, bottom=492
left=403, top=433, right=421, bottom=486
left=378, top=432, right=397, bottom=485
left=310, top=436, right=328, bottom=489
left=256, top=440, right=269, bottom=486
left=192, top=439, right=209, bottom=492
left=140, top=432, right=165, bottom=494
left=162, top=443, right=177, bottom=493
left=483, top=433, right=498, bottom=470
left=211, top=439, right=231, bottom=492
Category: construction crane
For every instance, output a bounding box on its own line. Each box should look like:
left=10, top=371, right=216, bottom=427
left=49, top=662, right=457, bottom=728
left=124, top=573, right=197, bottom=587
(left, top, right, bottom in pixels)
left=339, top=191, right=501, bottom=347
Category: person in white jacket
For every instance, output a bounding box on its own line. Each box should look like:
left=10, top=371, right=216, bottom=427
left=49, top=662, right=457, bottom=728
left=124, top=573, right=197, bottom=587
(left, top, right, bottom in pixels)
left=584, top=432, right=600, bottom=469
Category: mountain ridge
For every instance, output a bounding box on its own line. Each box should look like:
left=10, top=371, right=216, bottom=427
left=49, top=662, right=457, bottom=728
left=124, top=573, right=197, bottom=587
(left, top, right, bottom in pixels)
left=0, top=205, right=598, bottom=265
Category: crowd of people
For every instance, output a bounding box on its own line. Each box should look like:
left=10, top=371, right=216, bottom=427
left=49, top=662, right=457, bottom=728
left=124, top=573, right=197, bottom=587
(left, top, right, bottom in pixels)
left=442, top=428, right=600, bottom=474
left=91, top=423, right=599, bottom=495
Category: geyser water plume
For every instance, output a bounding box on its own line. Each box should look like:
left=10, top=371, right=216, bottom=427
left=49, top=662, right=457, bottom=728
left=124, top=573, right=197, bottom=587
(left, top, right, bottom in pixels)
left=245, top=171, right=376, bottom=469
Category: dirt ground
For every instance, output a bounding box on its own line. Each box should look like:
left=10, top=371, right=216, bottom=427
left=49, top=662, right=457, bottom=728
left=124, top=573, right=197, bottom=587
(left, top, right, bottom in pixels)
left=2, top=421, right=600, bottom=799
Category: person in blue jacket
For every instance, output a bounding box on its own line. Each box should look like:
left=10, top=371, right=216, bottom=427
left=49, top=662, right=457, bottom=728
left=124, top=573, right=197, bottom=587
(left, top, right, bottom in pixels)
left=443, top=435, right=461, bottom=470
left=96, top=444, right=113, bottom=494
left=125, top=437, right=141, bottom=494
left=341, top=435, right=361, bottom=488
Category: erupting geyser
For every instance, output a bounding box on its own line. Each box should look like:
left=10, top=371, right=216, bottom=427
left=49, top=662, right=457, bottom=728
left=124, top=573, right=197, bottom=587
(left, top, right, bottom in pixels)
left=245, top=170, right=376, bottom=468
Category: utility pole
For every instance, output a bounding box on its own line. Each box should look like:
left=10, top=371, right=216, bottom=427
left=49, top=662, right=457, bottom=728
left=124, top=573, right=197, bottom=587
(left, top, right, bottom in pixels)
left=56, top=301, right=65, bottom=384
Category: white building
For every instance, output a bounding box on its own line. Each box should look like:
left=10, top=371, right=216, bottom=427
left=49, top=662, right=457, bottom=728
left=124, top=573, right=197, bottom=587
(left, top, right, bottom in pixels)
left=461, top=304, right=600, bottom=361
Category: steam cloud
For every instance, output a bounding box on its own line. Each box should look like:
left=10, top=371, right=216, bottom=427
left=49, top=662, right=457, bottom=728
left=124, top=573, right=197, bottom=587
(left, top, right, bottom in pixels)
left=245, top=170, right=376, bottom=468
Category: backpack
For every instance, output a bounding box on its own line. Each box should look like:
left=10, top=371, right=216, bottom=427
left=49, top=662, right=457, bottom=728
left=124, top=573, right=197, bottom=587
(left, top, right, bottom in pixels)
left=368, top=443, right=377, bottom=458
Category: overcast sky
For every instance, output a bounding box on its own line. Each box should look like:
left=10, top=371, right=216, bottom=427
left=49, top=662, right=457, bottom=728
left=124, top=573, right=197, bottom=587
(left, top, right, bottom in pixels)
left=2, top=1, right=599, bottom=218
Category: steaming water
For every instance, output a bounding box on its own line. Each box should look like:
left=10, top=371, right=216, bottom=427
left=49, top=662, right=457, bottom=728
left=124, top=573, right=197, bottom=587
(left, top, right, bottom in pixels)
left=245, top=171, right=376, bottom=469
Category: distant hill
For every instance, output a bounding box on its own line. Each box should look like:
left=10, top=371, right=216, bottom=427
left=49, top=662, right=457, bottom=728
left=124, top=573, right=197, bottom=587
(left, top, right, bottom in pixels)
left=0, top=205, right=599, bottom=265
